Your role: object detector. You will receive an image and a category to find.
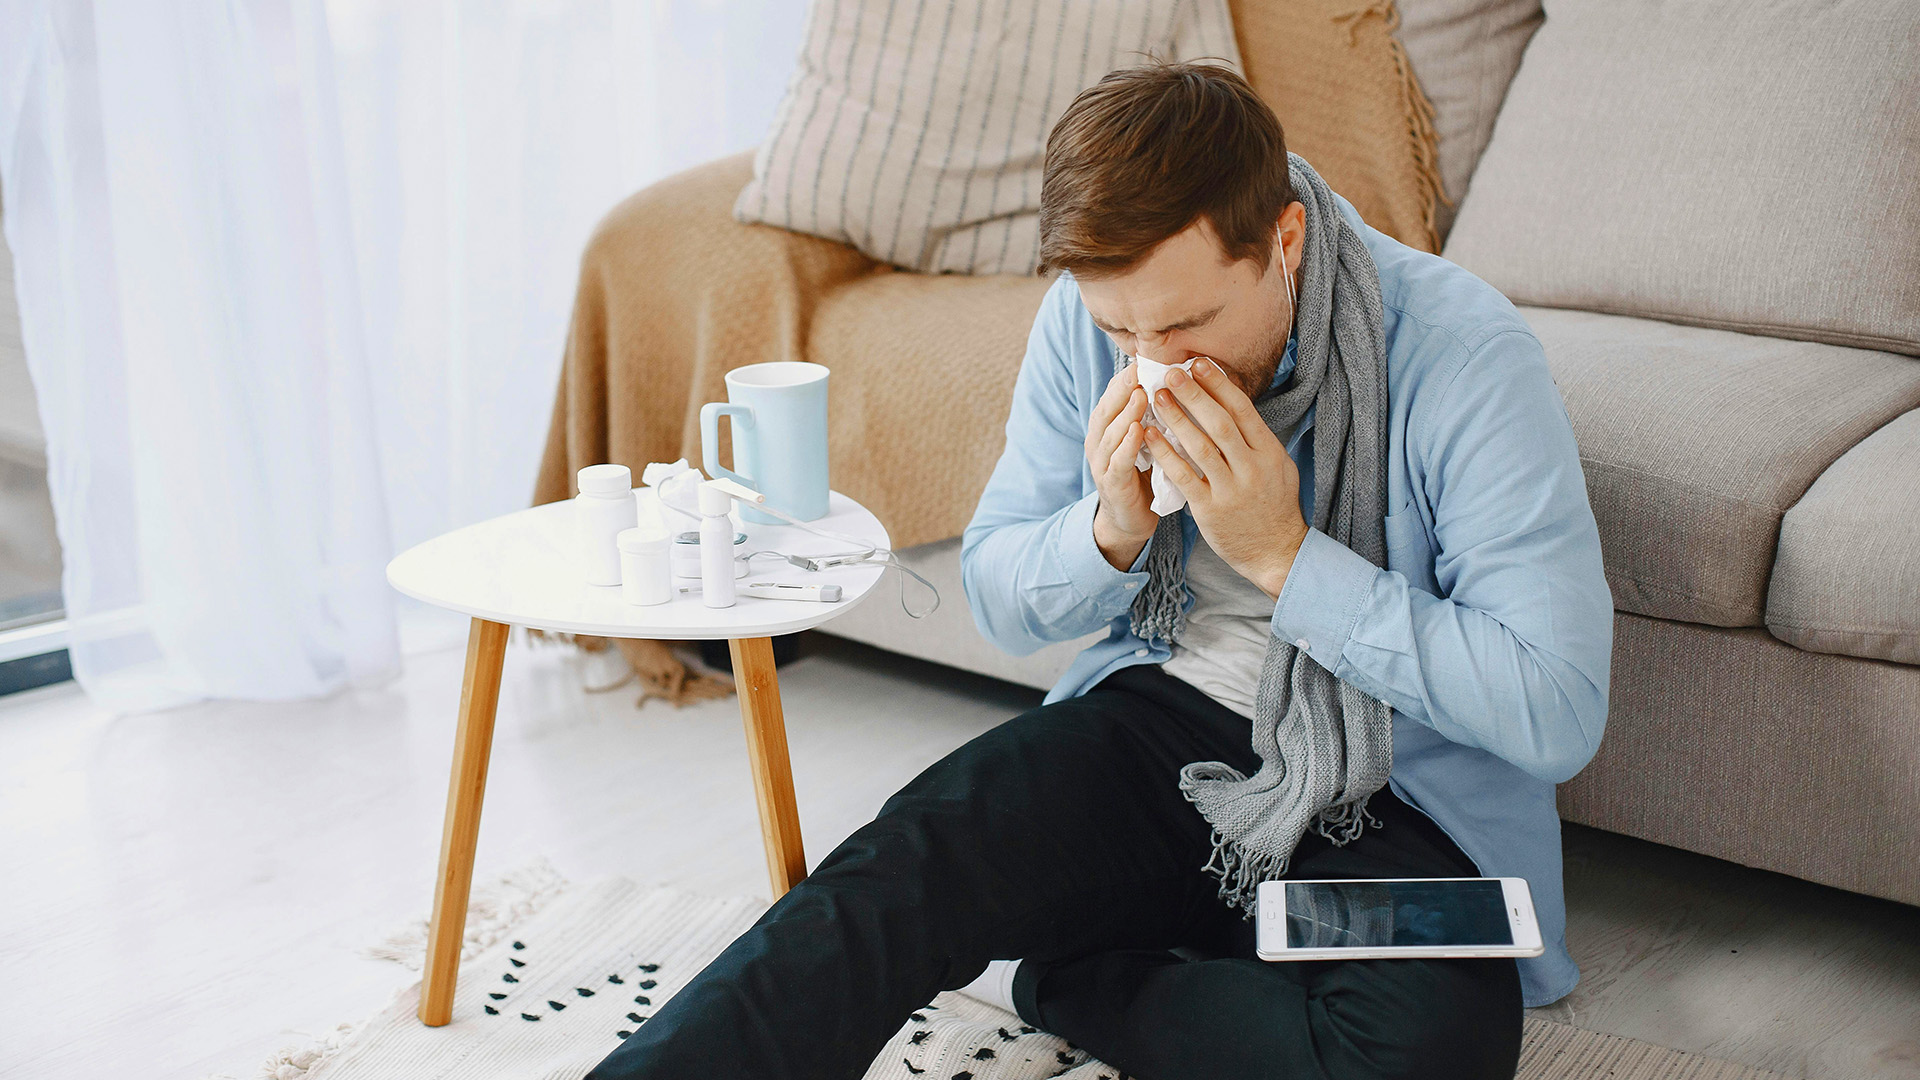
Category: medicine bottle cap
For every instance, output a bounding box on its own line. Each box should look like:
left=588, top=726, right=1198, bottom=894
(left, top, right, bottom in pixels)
left=577, top=463, right=632, bottom=496
left=698, top=479, right=733, bottom=516
left=617, top=527, right=668, bottom=554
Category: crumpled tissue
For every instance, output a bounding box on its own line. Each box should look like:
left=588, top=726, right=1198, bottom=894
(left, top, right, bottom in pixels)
left=641, top=458, right=705, bottom=526
left=1130, top=356, right=1201, bottom=516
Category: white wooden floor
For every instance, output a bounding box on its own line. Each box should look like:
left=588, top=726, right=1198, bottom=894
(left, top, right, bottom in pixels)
left=1, top=628, right=1914, bottom=1080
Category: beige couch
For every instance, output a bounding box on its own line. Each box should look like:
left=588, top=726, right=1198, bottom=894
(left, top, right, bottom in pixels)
left=824, top=0, right=1920, bottom=912
left=557, top=0, right=1920, bottom=911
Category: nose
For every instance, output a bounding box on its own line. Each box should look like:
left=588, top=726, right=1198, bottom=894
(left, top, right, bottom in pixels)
left=1133, top=338, right=1196, bottom=365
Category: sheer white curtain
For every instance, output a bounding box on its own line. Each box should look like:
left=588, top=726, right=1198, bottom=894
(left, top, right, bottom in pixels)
left=0, top=0, right=807, bottom=714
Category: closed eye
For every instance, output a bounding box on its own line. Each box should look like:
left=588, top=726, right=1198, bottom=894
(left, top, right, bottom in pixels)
left=1090, top=304, right=1224, bottom=337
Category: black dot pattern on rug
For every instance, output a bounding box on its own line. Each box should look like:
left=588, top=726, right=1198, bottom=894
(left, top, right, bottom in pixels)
left=627, top=1012, right=645, bottom=1023
left=608, top=973, right=624, bottom=984
left=617, top=1030, right=632, bottom=1039
left=483, top=1005, right=498, bottom=1015
left=521, top=1013, right=540, bottom=1022
left=951, top=1071, right=972, bottom=1080
left=903, top=1061, right=924, bottom=1074
left=973, top=1048, right=995, bottom=1060
left=547, top=1000, right=566, bottom=1011
left=489, top=992, right=506, bottom=1001
left=637, top=979, right=657, bottom=989
left=510, top=957, right=525, bottom=967
left=502, top=973, right=518, bottom=983
left=512, top=941, right=525, bottom=950
left=633, top=995, right=650, bottom=1006
left=638, top=962, right=660, bottom=972
left=575, top=987, right=595, bottom=997
left=910, top=1031, right=930, bottom=1045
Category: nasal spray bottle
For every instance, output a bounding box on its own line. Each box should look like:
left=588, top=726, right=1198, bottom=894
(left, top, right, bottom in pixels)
left=698, top=479, right=738, bottom=608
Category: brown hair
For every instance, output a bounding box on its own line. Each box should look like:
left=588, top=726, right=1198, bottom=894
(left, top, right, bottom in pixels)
left=1038, top=60, right=1294, bottom=278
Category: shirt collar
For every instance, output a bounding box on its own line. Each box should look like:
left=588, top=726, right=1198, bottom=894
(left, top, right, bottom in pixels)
left=1267, top=328, right=1300, bottom=393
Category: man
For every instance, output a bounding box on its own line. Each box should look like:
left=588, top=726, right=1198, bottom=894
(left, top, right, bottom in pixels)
left=589, top=61, right=1611, bottom=1080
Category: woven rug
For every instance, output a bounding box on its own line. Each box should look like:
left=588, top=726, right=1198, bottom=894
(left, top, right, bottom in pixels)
left=232, top=861, right=1791, bottom=1080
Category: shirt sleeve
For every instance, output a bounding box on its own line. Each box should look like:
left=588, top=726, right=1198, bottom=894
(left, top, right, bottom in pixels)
left=1269, top=329, right=1614, bottom=785
left=960, top=278, right=1154, bottom=657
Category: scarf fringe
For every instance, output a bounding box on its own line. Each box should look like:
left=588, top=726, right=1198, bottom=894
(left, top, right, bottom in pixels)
left=1193, top=791, right=1389, bottom=918
left=1313, top=791, right=1386, bottom=846
left=1197, top=823, right=1295, bottom=918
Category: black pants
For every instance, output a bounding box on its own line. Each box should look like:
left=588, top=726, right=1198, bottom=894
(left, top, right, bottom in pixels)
left=587, top=663, right=1523, bottom=1080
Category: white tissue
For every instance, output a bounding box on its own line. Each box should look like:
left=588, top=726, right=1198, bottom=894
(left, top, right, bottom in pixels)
left=641, top=458, right=693, bottom=487
left=1130, top=356, right=1200, bottom=516
left=642, top=458, right=705, bottom=527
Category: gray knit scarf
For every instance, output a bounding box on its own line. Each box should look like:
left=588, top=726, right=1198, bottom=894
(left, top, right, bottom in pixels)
left=1126, top=152, right=1395, bottom=920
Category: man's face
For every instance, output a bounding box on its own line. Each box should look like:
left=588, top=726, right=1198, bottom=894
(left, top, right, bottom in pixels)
left=1076, top=204, right=1305, bottom=401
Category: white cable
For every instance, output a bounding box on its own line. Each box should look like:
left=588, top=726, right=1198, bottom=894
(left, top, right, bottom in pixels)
left=652, top=475, right=939, bottom=618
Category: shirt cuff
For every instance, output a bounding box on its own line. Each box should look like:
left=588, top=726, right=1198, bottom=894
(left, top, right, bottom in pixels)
left=1056, top=489, right=1153, bottom=609
left=1270, top=526, right=1379, bottom=673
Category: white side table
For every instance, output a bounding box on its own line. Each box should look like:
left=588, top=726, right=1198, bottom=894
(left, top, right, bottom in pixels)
left=386, top=490, right=889, bottom=1026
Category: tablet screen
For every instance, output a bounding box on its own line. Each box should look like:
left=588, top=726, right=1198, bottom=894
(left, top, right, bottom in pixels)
left=1284, top=879, right=1513, bottom=948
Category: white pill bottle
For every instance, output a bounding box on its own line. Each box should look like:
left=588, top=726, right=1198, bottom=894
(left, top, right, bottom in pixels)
left=575, top=463, right=634, bottom=585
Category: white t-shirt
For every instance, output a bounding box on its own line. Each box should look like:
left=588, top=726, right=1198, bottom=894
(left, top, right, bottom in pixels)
left=1159, top=530, right=1278, bottom=721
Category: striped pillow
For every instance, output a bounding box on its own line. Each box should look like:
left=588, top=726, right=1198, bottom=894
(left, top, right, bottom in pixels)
left=734, top=0, right=1243, bottom=276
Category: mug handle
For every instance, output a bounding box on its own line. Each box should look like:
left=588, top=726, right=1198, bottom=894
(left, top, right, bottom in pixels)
left=700, top=402, right=759, bottom=491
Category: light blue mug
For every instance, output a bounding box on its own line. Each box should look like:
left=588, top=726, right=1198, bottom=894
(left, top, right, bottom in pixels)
left=700, top=361, right=831, bottom=524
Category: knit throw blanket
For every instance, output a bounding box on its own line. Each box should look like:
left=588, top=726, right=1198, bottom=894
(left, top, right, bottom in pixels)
left=1127, top=151, right=1395, bottom=919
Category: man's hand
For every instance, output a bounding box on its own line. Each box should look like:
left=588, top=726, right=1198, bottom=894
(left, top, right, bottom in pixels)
left=1143, top=356, right=1310, bottom=599
left=1085, top=363, right=1158, bottom=571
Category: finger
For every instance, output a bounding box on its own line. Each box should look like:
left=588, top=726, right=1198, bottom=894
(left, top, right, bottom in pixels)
left=1108, top=419, right=1146, bottom=482
left=1152, top=385, right=1234, bottom=480
left=1145, top=426, right=1207, bottom=499
left=1191, top=356, right=1270, bottom=445
left=1163, top=362, right=1252, bottom=460
left=1093, top=387, right=1148, bottom=468
left=1087, top=364, right=1140, bottom=447
left=1097, top=387, right=1146, bottom=463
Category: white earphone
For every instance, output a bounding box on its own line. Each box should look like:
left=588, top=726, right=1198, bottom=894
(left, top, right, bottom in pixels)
left=1278, top=222, right=1296, bottom=330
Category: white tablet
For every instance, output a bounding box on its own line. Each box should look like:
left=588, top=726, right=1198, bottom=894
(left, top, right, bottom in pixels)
left=1255, top=877, right=1544, bottom=961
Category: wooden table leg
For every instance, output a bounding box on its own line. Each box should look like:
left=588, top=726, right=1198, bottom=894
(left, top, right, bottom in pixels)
left=730, top=636, right=808, bottom=899
left=418, top=617, right=510, bottom=1027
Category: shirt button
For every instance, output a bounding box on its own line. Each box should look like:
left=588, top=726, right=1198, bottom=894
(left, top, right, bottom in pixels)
left=1293, top=638, right=1310, bottom=650
left=1134, top=647, right=1149, bottom=657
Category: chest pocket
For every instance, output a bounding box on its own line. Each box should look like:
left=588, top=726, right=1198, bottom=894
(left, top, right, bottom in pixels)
left=1383, top=495, right=1441, bottom=596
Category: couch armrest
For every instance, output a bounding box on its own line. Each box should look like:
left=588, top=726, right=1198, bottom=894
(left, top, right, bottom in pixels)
left=532, top=150, right=880, bottom=507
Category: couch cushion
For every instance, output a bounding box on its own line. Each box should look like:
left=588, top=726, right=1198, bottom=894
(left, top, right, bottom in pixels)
left=1444, top=0, right=1920, bottom=356
left=811, top=269, right=1053, bottom=547
left=1766, top=409, right=1920, bottom=665
left=1393, top=0, right=1542, bottom=246
left=1229, top=0, right=1452, bottom=254
left=1518, top=306, right=1920, bottom=627
left=734, top=0, right=1241, bottom=275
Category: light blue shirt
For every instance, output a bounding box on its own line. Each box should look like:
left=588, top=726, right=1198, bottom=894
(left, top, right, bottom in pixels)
left=959, top=190, right=1613, bottom=1007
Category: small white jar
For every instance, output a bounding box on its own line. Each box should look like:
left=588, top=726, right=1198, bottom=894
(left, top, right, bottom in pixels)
left=575, top=464, right=634, bottom=586
left=617, top=527, right=671, bottom=606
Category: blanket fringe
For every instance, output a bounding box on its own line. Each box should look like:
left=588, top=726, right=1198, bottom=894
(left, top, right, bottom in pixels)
left=524, top=627, right=735, bottom=708
left=1333, top=0, right=1451, bottom=253
left=360, top=856, right=570, bottom=970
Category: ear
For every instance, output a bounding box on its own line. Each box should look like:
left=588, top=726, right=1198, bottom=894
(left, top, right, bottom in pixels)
left=1274, top=201, right=1306, bottom=278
